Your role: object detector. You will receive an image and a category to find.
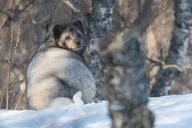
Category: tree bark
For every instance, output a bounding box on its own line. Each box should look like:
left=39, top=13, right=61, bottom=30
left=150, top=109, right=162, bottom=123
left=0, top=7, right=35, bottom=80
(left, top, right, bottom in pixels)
left=88, top=0, right=114, bottom=99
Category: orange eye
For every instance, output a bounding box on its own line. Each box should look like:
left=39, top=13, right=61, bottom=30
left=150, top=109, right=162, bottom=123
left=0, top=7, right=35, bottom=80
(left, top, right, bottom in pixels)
left=65, top=36, right=71, bottom=40
left=62, top=41, right=66, bottom=46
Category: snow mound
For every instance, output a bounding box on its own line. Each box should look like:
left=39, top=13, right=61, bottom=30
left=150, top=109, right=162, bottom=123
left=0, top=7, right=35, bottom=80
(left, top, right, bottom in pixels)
left=0, top=94, right=192, bottom=128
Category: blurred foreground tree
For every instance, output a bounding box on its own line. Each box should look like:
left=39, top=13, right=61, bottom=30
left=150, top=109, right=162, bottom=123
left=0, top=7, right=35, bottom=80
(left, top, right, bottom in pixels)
left=103, top=0, right=157, bottom=127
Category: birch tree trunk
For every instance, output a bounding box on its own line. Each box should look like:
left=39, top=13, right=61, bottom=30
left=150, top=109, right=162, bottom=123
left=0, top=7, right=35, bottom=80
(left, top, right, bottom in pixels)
left=88, top=0, right=114, bottom=99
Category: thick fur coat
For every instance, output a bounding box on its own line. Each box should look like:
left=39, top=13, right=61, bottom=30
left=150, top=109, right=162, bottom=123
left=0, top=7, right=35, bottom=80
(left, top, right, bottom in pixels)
left=27, top=21, right=96, bottom=109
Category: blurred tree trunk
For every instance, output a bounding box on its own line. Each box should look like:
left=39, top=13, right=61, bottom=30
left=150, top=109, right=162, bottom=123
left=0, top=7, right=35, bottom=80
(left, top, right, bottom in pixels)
left=105, top=0, right=155, bottom=127
left=151, top=0, right=192, bottom=96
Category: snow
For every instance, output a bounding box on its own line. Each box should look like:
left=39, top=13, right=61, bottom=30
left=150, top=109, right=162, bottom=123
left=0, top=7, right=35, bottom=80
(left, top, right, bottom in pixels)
left=150, top=94, right=192, bottom=128
left=0, top=94, right=192, bottom=128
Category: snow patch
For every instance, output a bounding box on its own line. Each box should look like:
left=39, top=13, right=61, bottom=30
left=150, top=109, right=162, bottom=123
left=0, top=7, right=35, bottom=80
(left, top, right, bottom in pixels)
left=1, top=94, right=192, bottom=128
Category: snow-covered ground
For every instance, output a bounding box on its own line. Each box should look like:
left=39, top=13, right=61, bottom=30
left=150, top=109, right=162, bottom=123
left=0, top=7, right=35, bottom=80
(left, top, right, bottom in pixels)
left=0, top=94, right=192, bottom=128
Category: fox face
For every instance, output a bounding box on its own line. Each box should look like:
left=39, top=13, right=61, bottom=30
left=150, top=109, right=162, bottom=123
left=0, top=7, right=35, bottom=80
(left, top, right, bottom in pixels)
left=53, top=21, right=86, bottom=53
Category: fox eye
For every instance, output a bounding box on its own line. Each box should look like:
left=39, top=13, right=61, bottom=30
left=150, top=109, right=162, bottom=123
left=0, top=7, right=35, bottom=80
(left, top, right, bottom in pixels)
left=62, top=41, right=66, bottom=46
left=65, top=36, right=71, bottom=40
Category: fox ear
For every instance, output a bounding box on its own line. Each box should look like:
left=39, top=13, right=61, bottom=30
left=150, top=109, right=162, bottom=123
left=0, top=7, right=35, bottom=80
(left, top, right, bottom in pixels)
left=53, top=24, right=65, bottom=40
left=72, top=20, right=84, bottom=32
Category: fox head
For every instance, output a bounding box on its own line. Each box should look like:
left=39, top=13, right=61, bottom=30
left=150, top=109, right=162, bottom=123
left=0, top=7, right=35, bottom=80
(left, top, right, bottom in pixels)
left=53, top=20, right=86, bottom=53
